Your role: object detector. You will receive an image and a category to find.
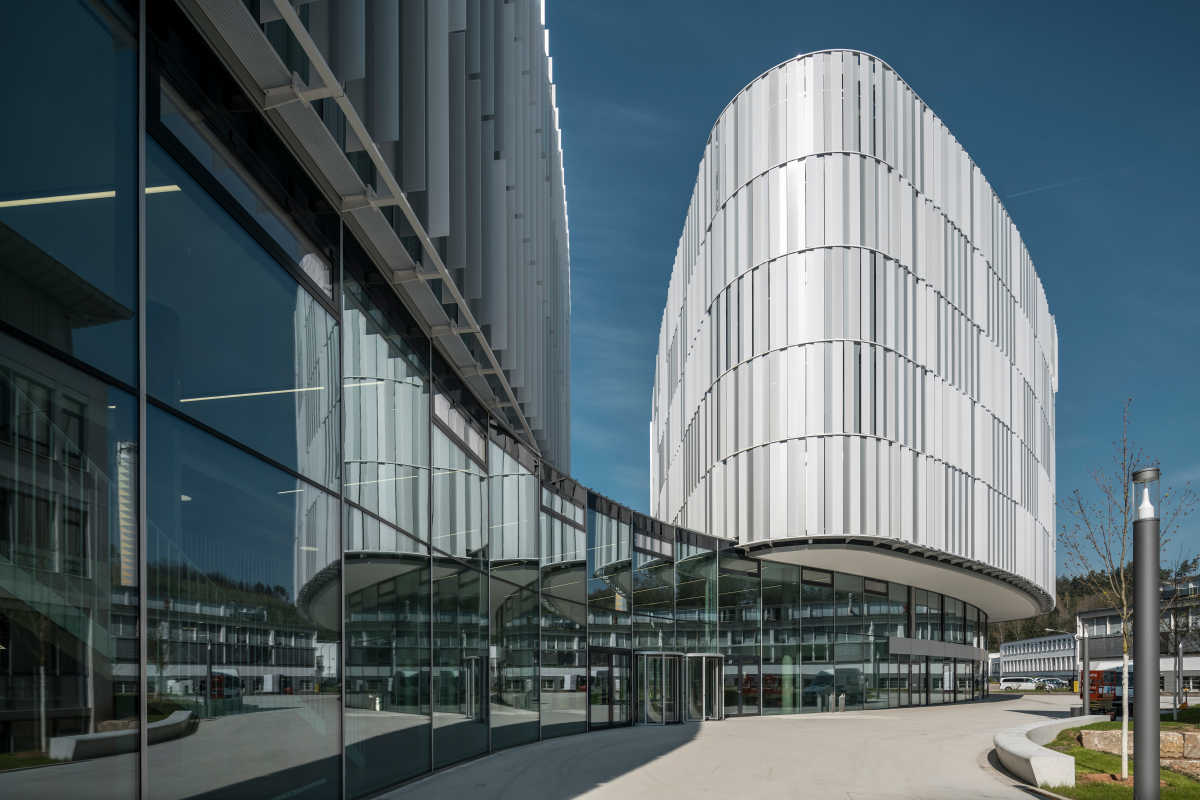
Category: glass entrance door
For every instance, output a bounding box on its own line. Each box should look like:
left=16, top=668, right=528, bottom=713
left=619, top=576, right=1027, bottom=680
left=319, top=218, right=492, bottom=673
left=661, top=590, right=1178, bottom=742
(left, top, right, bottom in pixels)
left=685, top=654, right=723, bottom=720
left=723, top=656, right=760, bottom=717
left=589, top=649, right=631, bottom=729
left=635, top=652, right=684, bottom=724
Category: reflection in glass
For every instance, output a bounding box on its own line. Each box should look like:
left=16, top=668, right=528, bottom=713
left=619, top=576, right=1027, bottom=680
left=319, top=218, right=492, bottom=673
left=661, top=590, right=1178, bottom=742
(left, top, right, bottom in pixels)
left=489, top=574, right=538, bottom=749
left=157, top=83, right=332, bottom=296
left=632, top=550, right=674, bottom=650
left=432, top=556, right=487, bottom=767
left=344, top=509, right=429, bottom=799
left=431, top=429, right=487, bottom=565
left=344, top=276, right=428, bottom=537
left=717, top=555, right=759, bottom=657
left=761, top=562, right=800, bottom=714
left=146, top=140, right=340, bottom=489
left=0, top=0, right=137, bottom=385
left=927, top=592, right=942, bottom=642
left=800, top=581, right=834, bottom=712
left=539, top=593, right=586, bottom=737
left=586, top=508, right=630, bottom=649
left=0, top=337, right=138, bottom=796
left=145, top=406, right=341, bottom=800
left=675, top=541, right=716, bottom=652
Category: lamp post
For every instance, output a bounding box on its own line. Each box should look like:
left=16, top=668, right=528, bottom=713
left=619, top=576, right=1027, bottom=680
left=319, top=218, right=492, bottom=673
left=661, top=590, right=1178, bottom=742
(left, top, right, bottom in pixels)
left=1133, top=467, right=1161, bottom=800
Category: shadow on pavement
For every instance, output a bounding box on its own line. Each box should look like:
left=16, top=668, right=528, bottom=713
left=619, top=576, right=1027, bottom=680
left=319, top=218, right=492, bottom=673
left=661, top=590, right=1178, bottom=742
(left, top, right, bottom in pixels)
left=380, top=723, right=702, bottom=800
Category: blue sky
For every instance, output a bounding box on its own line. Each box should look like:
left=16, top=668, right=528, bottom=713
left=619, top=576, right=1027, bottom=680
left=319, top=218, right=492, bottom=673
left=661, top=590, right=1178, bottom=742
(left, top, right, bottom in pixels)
left=550, top=1, right=1200, bottom=570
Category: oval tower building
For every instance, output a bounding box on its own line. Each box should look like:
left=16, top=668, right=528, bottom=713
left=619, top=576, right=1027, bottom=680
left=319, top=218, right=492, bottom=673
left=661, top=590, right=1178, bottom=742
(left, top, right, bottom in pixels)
left=650, top=50, right=1058, bottom=622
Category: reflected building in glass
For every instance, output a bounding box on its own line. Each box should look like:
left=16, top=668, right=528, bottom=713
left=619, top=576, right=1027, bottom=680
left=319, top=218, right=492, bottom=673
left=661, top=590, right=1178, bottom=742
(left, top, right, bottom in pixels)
left=1, top=8, right=1047, bottom=800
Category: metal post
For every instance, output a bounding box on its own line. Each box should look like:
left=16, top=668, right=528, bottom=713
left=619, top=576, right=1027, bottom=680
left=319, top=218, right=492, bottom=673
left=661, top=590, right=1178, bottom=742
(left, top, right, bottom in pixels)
left=1081, top=628, right=1090, bottom=715
left=1134, top=513, right=1160, bottom=800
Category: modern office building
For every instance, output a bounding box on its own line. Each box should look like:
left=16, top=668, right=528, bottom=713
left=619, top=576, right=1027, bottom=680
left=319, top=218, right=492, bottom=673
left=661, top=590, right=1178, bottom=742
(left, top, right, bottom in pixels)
left=998, top=633, right=1078, bottom=681
left=0, top=6, right=1043, bottom=799
left=650, top=49, right=1058, bottom=696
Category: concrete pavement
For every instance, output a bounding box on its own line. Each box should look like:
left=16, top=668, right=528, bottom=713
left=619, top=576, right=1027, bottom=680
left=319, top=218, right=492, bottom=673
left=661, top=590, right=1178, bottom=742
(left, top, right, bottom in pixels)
left=381, top=694, right=1082, bottom=800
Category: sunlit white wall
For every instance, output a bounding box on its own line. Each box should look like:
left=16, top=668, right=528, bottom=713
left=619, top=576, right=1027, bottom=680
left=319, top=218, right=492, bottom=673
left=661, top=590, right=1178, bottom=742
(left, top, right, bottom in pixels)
left=649, top=50, right=1058, bottom=601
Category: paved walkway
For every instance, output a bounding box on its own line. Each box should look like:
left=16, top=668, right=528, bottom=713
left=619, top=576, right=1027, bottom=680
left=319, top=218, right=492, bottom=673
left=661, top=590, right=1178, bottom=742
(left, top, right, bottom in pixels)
left=382, top=694, right=1080, bottom=800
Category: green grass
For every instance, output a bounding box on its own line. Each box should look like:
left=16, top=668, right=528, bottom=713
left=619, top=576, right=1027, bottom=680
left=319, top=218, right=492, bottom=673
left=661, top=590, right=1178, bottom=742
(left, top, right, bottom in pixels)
left=0, top=750, right=60, bottom=771
left=1044, top=747, right=1200, bottom=799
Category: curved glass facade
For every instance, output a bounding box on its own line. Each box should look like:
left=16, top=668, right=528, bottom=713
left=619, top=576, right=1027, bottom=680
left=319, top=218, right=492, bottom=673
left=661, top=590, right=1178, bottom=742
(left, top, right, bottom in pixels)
left=1, top=8, right=1031, bottom=800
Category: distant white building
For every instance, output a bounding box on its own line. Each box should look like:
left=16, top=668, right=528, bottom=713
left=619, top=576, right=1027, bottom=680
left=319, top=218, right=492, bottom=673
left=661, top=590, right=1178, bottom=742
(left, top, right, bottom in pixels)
left=1000, top=633, right=1077, bottom=679
left=988, top=653, right=1002, bottom=679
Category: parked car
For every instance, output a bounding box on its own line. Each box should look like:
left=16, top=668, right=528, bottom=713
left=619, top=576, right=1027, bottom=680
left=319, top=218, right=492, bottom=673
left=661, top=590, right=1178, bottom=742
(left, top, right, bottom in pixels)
left=1000, top=676, right=1042, bottom=691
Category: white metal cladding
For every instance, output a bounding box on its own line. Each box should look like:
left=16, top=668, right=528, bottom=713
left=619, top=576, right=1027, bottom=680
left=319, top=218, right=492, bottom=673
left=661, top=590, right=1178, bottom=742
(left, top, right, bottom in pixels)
left=194, top=0, right=571, bottom=469
left=649, top=51, right=1058, bottom=606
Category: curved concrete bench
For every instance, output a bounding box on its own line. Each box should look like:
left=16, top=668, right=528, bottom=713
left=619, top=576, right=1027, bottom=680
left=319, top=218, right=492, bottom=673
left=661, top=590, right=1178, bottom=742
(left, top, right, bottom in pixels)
left=993, top=714, right=1109, bottom=788
left=49, top=710, right=199, bottom=762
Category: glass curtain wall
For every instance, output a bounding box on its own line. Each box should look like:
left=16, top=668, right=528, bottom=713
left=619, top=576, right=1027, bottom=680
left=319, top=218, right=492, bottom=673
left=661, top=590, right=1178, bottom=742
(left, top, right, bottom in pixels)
left=539, top=486, right=587, bottom=738
left=343, top=508, right=430, bottom=798
left=834, top=573, right=864, bottom=711
left=0, top=338, right=139, bottom=792
left=800, top=569, right=835, bottom=712
left=674, top=536, right=717, bottom=652
left=631, top=525, right=674, bottom=651
left=431, top=421, right=488, bottom=768
left=761, top=563, right=801, bottom=714
left=487, top=442, right=538, bottom=750
left=863, top=580, right=888, bottom=709
left=586, top=500, right=631, bottom=650
left=144, top=407, right=341, bottom=800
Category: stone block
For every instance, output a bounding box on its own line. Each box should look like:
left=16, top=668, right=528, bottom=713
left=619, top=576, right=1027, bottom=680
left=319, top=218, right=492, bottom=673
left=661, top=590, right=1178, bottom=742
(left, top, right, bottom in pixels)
left=1081, top=729, right=1132, bottom=755
left=1183, top=732, right=1200, bottom=759
left=1162, top=732, right=1184, bottom=759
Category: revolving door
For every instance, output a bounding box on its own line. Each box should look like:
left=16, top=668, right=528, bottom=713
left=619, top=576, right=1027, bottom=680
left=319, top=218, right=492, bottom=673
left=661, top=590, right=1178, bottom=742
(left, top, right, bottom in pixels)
left=685, top=653, right=723, bottom=721
left=634, top=652, right=684, bottom=724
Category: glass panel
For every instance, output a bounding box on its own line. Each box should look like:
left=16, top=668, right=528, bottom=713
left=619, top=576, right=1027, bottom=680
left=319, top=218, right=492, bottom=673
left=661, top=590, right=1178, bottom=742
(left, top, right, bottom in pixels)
left=0, top=0, right=138, bottom=385
left=540, top=594, right=586, bottom=738
left=723, top=661, right=740, bottom=717
left=927, top=592, right=942, bottom=642
left=761, top=562, right=800, bottom=714
left=344, top=512, right=430, bottom=798
left=145, top=406, right=341, bottom=800
left=431, top=556, right=487, bottom=768
left=611, top=652, right=631, bottom=725
left=888, top=582, right=909, bottom=637
left=864, top=637, right=889, bottom=709
left=146, top=140, right=340, bottom=489
left=489, top=575, right=538, bottom=750
left=914, top=589, right=928, bottom=640
left=586, top=508, right=630, bottom=650
left=718, top=555, right=759, bottom=657
left=741, top=662, right=760, bottom=714
left=898, top=656, right=910, bottom=706
left=632, top=550, right=674, bottom=650
left=644, top=655, right=663, bottom=724
left=158, top=82, right=332, bottom=296
left=0, top=337, right=138, bottom=794
left=488, top=444, right=536, bottom=562
left=834, top=573, right=863, bottom=711
left=343, top=274, right=428, bottom=538
left=929, top=657, right=944, bottom=704
left=431, top=428, right=487, bottom=566
left=588, top=652, right=610, bottom=728
left=687, top=657, right=704, bottom=720
left=674, top=540, right=716, bottom=652
left=665, top=656, right=680, bottom=723
left=800, top=582, right=835, bottom=712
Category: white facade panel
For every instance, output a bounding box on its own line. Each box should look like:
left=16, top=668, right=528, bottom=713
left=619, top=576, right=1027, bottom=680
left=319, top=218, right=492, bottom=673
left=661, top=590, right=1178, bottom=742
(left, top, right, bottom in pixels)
left=651, top=50, right=1058, bottom=611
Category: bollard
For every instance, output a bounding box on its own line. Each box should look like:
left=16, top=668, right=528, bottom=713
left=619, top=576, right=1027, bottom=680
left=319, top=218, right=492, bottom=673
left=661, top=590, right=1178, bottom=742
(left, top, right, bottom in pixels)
left=839, top=693, right=846, bottom=713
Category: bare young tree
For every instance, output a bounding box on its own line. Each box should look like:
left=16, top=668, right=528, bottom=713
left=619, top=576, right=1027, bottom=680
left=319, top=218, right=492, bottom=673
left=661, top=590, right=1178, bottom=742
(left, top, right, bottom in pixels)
left=1058, top=399, right=1196, bottom=779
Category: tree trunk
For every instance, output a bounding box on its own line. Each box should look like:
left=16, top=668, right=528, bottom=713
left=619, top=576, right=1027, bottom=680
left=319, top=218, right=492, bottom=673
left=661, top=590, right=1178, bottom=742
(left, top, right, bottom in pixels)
left=1121, top=652, right=1130, bottom=779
